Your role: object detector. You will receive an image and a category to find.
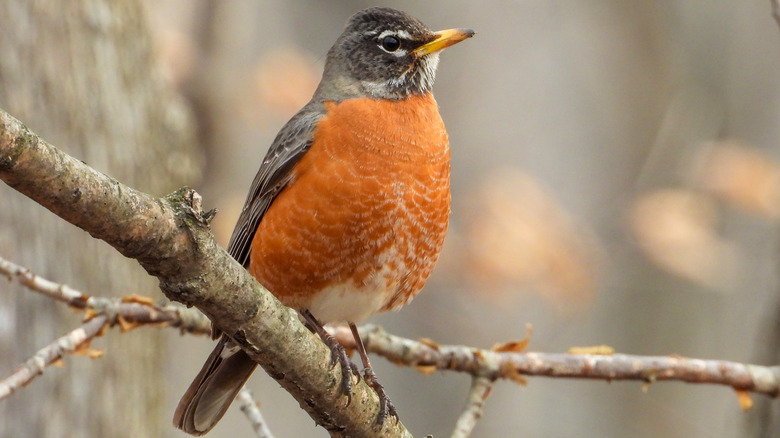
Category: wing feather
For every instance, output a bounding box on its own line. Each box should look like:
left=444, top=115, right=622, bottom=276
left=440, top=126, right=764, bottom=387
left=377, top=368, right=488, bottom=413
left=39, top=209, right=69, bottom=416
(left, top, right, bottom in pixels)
left=227, top=103, right=325, bottom=267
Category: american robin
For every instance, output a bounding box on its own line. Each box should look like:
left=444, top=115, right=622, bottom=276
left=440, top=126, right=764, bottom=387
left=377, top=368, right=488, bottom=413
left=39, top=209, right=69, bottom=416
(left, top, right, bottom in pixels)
left=174, top=7, right=473, bottom=435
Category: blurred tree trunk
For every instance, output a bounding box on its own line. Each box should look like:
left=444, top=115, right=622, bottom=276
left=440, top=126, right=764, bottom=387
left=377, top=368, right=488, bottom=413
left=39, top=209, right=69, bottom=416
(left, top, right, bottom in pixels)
left=0, top=1, right=201, bottom=436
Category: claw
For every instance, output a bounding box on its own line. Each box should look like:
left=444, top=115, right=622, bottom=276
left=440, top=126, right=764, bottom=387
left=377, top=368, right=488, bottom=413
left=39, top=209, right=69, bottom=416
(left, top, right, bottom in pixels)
left=301, top=310, right=400, bottom=424
left=363, top=366, right=398, bottom=425
left=301, top=310, right=360, bottom=402
left=331, top=339, right=357, bottom=401
left=348, top=322, right=399, bottom=426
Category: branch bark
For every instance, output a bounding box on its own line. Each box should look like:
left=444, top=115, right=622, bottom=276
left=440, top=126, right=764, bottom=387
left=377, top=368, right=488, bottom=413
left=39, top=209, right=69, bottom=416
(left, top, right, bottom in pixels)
left=333, top=325, right=780, bottom=398
left=0, top=108, right=412, bottom=437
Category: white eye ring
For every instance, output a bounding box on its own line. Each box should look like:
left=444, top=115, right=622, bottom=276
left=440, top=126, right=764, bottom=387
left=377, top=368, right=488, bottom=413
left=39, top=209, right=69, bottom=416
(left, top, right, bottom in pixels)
left=376, top=30, right=409, bottom=56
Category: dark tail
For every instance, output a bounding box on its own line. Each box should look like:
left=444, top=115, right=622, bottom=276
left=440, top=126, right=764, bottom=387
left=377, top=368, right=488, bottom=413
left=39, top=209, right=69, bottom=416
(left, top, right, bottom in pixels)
left=174, top=335, right=258, bottom=435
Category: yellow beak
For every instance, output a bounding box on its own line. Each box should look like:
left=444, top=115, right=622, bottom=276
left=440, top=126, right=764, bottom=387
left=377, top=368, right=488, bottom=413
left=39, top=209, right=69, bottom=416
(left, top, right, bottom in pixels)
left=413, top=28, right=475, bottom=56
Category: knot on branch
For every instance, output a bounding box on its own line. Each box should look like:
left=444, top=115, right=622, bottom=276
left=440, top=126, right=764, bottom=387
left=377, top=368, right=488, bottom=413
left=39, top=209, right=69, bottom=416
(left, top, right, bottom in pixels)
left=86, top=296, right=122, bottom=324
left=164, top=187, right=217, bottom=228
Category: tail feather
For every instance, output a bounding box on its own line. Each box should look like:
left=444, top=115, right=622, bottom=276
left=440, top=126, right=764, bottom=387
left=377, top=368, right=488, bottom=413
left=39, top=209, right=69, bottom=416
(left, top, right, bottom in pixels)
left=174, top=335, right=258, bottom=436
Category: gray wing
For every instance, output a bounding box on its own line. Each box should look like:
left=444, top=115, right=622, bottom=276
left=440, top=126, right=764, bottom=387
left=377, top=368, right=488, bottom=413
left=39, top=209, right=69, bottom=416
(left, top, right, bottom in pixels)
left=227, top=103, right=325, bottom=267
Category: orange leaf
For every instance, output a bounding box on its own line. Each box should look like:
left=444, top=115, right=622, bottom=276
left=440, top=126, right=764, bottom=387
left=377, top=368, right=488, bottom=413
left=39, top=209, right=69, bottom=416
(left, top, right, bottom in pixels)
left=418, top=337, right=440, bottom=351
left=121, top=294, right=155, bottom=305
left=71, top=337, right=105, bottom=358
left=735, top=390, right=753, bottom=411
left=493, top=340, right=528, bottom=353
left=500, top=360, right=528, bottom=386
left=117, top=314, right=142, bottom=333
left=71, top=345, right=105, bottom=359
left=96, top=322, right=109, bottom=337
left=492, top=323, right=533, bottom=353
left=415, top=365, right=438, bottom=375
left=83, top=308, right=100, bottom=321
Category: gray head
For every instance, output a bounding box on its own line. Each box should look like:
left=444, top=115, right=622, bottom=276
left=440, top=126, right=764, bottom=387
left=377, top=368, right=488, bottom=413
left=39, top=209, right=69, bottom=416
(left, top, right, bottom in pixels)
left=313, top=7, right=474, bottom=101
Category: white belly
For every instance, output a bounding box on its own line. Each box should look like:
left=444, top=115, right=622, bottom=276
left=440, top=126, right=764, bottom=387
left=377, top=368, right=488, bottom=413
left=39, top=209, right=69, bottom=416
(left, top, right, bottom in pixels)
left=307, top=282, right=390, bottom=323
left=307, top=248, right=406, bottom=323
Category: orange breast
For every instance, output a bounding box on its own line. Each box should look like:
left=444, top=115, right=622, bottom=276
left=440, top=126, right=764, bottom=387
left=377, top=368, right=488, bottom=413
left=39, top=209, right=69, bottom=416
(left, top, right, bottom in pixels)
left=248, top=92, right=450, bottom=323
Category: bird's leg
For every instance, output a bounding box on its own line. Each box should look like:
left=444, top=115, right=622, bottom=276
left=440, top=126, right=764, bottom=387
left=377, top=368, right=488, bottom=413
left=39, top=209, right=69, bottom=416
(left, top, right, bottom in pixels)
left=349, top=322, right=398, bottom=425
left=300, top=309, right=359, bottom=401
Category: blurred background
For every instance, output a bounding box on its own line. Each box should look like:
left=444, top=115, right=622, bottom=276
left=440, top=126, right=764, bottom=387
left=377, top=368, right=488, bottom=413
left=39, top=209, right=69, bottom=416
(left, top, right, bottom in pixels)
left=2, top=0, right=780, bottom=437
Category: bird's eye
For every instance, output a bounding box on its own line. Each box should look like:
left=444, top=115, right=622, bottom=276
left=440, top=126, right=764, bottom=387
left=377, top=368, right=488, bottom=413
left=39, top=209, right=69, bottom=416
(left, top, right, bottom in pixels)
left=380, top=35, right=401, bottom=52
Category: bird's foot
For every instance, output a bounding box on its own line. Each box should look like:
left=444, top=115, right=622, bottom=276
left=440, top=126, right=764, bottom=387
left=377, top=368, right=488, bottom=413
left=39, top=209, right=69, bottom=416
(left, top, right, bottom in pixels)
left=301, top=310, right=360, bottom=400
left=362, top=366, right=398, bottom=426
left=348, top=322, right=399, bottom=426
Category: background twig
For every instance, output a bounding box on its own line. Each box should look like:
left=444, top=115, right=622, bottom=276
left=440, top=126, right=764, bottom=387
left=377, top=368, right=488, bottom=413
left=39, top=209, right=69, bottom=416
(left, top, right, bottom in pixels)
left=0, top=256, right=266, bottom=436
left=450, top=377, right=494, bottom=438
left=237, top=389, right=276, bottom=438
left=0, top=314, right=108, bottom=401
left=0, top=255, right=212, bottom=336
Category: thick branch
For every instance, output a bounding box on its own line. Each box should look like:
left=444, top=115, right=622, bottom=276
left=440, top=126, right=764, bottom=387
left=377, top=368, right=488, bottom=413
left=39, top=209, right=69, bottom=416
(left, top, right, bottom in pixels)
left=335, top=325, right=780, bottom=398
left=0, top=109, right=410, bottom=437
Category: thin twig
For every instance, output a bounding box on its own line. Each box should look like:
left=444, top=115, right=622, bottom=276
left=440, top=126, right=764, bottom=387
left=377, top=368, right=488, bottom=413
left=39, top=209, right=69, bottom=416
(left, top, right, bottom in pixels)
left=0, top=314, right=108, bottom=401
left=451, top=376, right=494, bottom=438
left=0, top=255, right=214, bottom=402
left=0, top=255, right=89, bottom=305
left=237, top=388, right=276, bottom=438
left=331, top=325, right=780, bottom=398
left=0, top=256, right=270, bottom=432
left=0, top=255, right=212, bottom=336
left=773, top=0, right=780, bottom=29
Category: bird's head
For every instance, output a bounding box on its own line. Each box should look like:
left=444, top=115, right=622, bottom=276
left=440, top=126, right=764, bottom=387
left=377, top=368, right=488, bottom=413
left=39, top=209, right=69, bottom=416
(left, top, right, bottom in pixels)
left=316, top=7, right=474, bottom=101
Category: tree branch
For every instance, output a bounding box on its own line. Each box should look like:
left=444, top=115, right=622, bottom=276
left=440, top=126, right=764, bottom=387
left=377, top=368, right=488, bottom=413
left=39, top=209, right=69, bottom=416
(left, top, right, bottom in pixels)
left=0, top=255, right=269, bottom=436
left=450, top=377, right=493, bottom=438
left=0, top=314, right=108, bottom=401
left=332, top=325, right=780, bottom=398
left=5, top=252, right=780, bottom=437
left=0, top=255, right=213, bottom=336
left=237, top=389, right=276, bottom=438
left=0, top=108, right=411, bottom=437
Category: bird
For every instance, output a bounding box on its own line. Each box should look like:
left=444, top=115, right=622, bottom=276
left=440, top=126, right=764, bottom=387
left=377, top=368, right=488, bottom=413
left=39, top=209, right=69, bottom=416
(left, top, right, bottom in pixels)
left=174, top=7, right=473, bottom=435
